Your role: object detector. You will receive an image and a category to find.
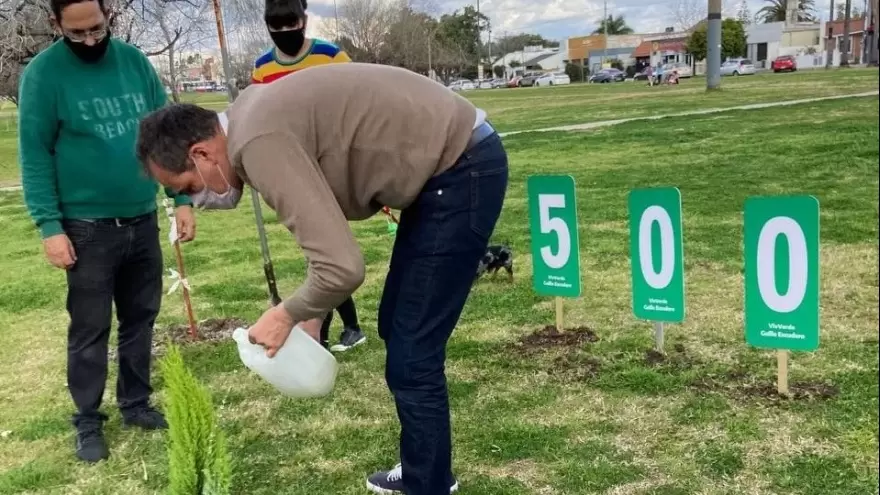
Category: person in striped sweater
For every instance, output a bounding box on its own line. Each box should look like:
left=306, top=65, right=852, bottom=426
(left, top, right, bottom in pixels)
left=250, top=0, right=366, bottom=352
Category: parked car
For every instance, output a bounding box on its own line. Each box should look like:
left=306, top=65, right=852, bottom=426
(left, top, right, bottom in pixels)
left=589, top=68, right=626, bottom=83
left=477, top=79, right=494, bottom=89
left=447, top=79, right=476, bottom=91
left=771, top=55, right=797, bottom=72
left=720, top=58, right=756, bottom=76
left=665, top=62, right=693, bottom=78
left=535, top=72, right=571, bottom=86
left=518, top=74, right=539, bottom=87
left=633, top=67, right=652, bottom=81
left=507, top=76, right=522, bottom=88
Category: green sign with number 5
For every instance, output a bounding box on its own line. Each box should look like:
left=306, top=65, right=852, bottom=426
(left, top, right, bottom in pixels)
left=527, top=175, right=581, bottom=298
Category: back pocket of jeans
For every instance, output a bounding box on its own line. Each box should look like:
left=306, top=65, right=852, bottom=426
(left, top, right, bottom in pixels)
left=469, top=167, right=508, bottom=240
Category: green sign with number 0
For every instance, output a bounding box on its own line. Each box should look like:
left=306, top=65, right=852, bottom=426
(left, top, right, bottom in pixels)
left=628, top=187, right=685, bottom=323
left=744, top=195, right=820, bottom=351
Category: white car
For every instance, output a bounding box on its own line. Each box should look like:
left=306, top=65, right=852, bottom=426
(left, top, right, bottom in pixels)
left=664, top=62, right=693, bottom=78
left=720, top=59, right=756, bottom=76
left=534, top=72, right=571, bottom=87
left=477, top=79, right=494, bottom=89
left=447, top=80, right=476, bottom=91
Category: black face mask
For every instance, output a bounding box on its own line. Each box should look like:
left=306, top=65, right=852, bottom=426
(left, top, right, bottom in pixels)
left=64, top=31, right=111, bottom=63
left=270, top=29, right=306, bottom=57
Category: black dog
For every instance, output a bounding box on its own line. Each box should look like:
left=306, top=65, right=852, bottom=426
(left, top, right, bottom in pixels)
left=475, top=244, right=514, bottom=281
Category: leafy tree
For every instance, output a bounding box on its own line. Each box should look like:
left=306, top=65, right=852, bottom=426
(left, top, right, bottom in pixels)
left=686, top=18, right=748, bottom=62
left=592, top=15, right=634, bottom=35
left=756, top=0, right=816, bottom=23
left=489, top=33, right=559, bottom=61
left=835, top=3, right=863, bottom=19
left=564, top=62, right=585, bottom=82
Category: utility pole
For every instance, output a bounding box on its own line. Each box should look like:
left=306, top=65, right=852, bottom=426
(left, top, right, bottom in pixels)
left=488, top=27, right=493, bottom=77
left=841, top=0, right=852, bottom=66
left=602, top=0, right=608, bottom=66
left=869, top=0, right=879, bottom=65
left=333, top=0, right=340, bottom=41
left=706, top=0, right=722, bottom=89
left=826, top=0, right=835, bottom=68
left=476, top=0, right=483, bottom=80
left=210, top=0, right=283, bottom=307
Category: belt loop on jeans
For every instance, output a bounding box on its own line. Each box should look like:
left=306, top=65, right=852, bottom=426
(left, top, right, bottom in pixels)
left=465, top=122, right=496, bottom=153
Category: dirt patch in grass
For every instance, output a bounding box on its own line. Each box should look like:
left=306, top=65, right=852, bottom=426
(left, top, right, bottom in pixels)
left=551, top=354, right=603, bottom=382
left=109, top=317, right=249, bottom=361
left=690, top=370, right=839, bottom=402
left=512, top=325, right=600, bottom=354
left=161, top=317, right=249, bottom=344
left=643, top=343, right=698, bottom=370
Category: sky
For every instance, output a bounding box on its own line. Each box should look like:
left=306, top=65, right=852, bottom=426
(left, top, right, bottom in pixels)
left=297, top=0, right=837, bottom=44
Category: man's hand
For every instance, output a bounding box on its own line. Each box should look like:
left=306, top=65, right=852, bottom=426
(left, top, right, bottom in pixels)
left=175, top=205, right=196, bottom=242
left=248, top=305, right=295, bottom=358
left=248, top=305, right=326, bottom=357
left=42, top=234, right=77, bottom=269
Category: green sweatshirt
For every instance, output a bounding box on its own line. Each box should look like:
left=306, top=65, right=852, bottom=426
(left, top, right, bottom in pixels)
left=18, top=38, right=191, bottom=239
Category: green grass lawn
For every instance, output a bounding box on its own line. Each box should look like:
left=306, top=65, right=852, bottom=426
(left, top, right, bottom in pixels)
left=1, top=68, right=876, bottom=184
left=0, top=89, right=877, bottom=494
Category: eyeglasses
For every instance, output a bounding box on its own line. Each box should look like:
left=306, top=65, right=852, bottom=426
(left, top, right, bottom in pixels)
left=62, top=23, right=108, bottom=43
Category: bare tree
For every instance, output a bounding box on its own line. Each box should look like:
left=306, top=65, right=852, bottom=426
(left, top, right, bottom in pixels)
left=138, top=0, right=213, bottom=101
left=0, top=0, right=196, bottom=103
left=671, top=0, right=707, bottom=31
left=223, top=0, right=272, bottom=88
left=336, top=0, right=395, bottom=61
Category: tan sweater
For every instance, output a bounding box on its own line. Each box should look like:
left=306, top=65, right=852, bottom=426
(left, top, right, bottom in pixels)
left=225, top=62, right=479, bottom=322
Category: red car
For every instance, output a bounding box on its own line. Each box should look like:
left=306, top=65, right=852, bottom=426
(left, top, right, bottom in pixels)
left=771, top=55, right=797, bottom=72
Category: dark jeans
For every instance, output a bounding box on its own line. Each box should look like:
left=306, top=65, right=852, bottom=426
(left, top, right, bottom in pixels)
left=379, top=132, right=508, bottom=494
left=63, top=211, right=163, bottom=428
left=319, top=296, right=361, bottom=345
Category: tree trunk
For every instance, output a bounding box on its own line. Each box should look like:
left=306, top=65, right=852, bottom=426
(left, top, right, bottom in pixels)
left=841, top=0, right=852, bottom=66
left=168, top=43, right=181, bottom=103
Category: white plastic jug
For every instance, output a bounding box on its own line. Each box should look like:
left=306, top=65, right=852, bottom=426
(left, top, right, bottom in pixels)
left=232, top=326, right=339, bottom=398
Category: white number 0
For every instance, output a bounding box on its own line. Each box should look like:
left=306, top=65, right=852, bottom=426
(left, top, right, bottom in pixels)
left=756, top=216, right=808, bottom=313
left=538, top=194, right=571, bottom=269
left=638, top=206, right=675, bottom=289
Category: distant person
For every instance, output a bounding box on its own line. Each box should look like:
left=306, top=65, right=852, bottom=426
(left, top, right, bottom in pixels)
left=250, top=0, right=351, bottom=85
left=249, top=0, right=366, bottom=352
left=646, top=64, right=654, bottom=86
left=17, top=0, right=196, bottom=463
left=136, top=62, right=508, bottom=495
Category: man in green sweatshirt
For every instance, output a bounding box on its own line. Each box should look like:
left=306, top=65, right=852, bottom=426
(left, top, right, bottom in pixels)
left=17, top=0, right=196, bottom=463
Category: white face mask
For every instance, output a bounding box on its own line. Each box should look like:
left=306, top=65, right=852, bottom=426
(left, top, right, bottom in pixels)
left=191, top=163, right=242, bottom=210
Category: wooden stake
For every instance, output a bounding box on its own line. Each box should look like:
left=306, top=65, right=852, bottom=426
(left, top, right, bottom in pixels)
left=173, top=240, right=199, bottom=340
left=555, top=297, right=564, bottom=331
left=777, top=350, right=789, bottom=396
left=163, top=199, right=198, bottom=340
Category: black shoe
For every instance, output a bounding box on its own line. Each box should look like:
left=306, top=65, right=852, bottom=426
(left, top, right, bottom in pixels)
left=75, top=423, right=109, bottom=463
left=122, top=406, right=168, bottom=430
left=330, top=326, right=366, bottom=352
left=365, top=463, right=459, bottom=494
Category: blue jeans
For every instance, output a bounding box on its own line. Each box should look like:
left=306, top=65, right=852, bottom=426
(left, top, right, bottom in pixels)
left=378, top=132, right=509, bottom=494
left=63, top=211, right=163, bottom=427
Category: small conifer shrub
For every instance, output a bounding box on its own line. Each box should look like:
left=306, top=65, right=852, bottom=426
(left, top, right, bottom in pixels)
left=160, top=344, right=232, bottom=495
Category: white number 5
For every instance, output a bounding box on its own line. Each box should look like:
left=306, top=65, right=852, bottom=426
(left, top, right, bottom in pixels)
left=538, top=194, right=571, bottom=269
